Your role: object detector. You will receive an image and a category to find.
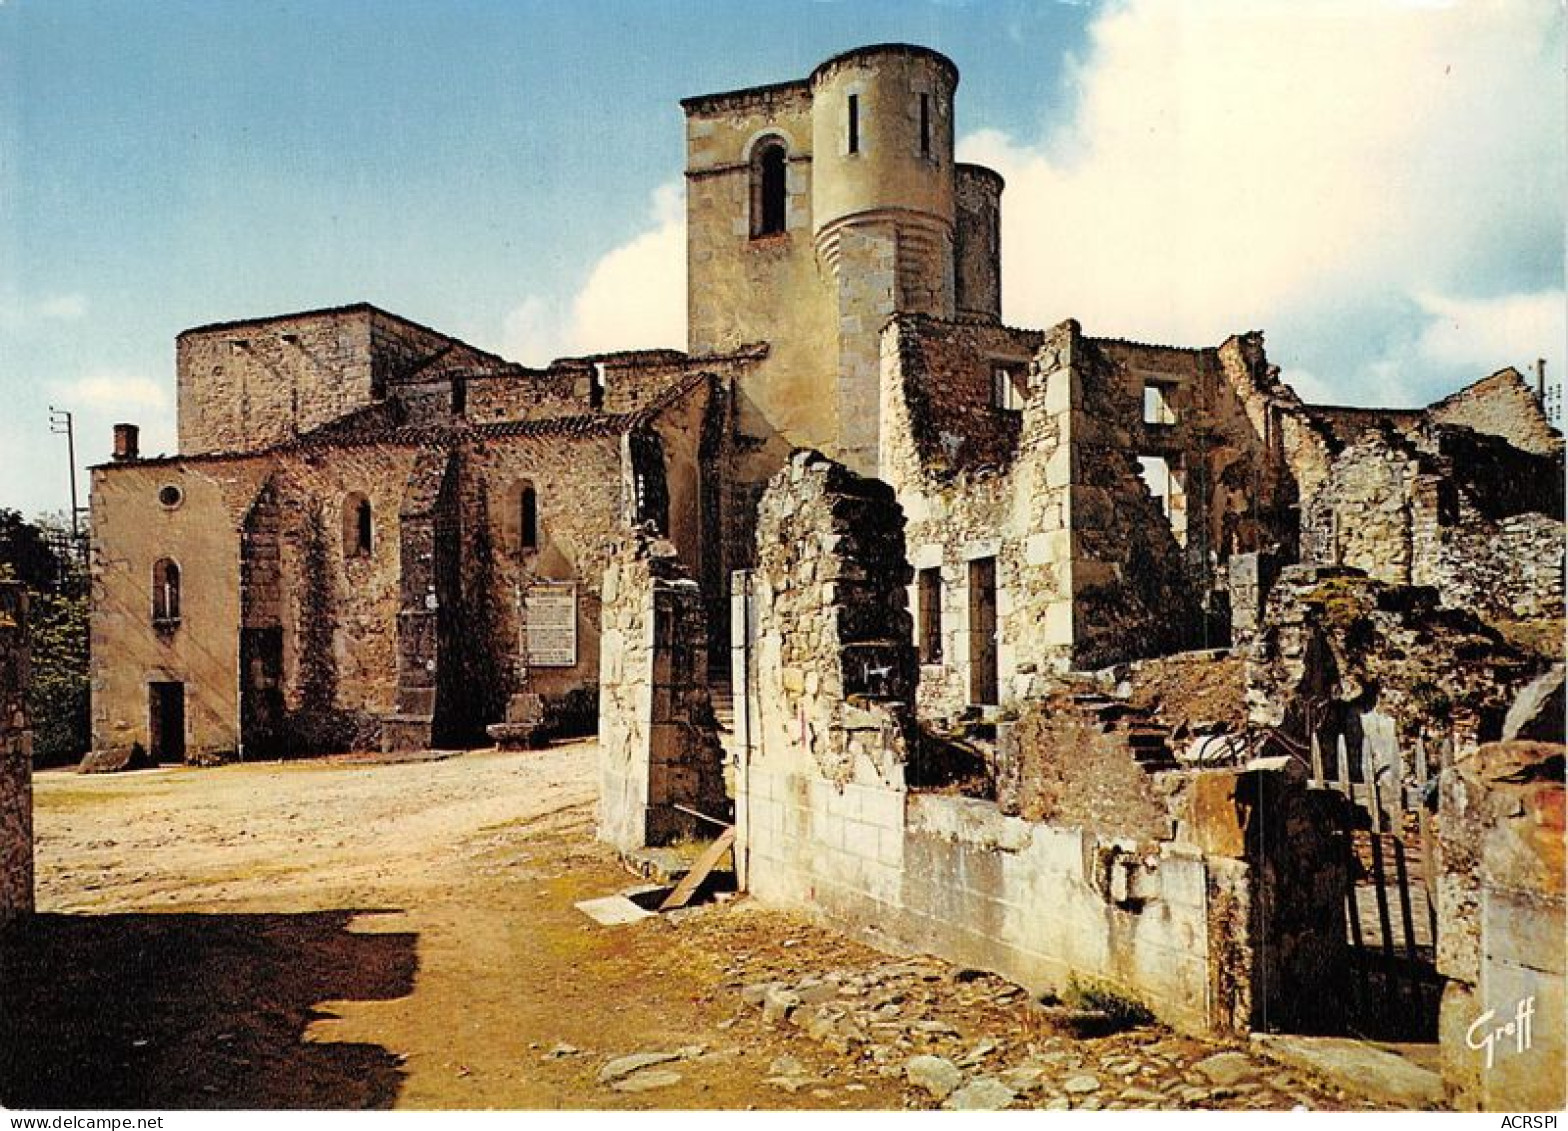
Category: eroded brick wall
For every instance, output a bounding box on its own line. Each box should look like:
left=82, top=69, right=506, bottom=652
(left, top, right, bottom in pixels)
left=0, top=583, right=32, bottom=922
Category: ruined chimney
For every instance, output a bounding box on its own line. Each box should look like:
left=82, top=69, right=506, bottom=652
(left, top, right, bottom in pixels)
left=1536, top=358, right=1547, bottom=402
left=112, top=423, right=140, bottom=462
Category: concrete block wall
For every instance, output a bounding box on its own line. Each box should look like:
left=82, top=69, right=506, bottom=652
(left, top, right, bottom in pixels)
left=0, top=583, right=32, bottom=923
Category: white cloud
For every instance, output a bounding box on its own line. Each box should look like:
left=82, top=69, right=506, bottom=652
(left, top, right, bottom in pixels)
left=0, top=293, right=88, bottom=328
left=960, top=0, right=1564, bottom=401
left=50, top=371, right=170, bottom=411
left=501, top=182, right=686, bottom=364
left=1414, top=289, right=1567, bottom=376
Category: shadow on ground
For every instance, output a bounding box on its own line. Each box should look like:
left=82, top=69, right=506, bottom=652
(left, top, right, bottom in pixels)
left=0, top=910, right=417, bottom=1110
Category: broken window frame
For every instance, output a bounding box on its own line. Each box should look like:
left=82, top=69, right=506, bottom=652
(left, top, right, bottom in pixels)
left=1143, top=379, right=1178, bottom=426
left=992, top=362, right=1026, bottom=412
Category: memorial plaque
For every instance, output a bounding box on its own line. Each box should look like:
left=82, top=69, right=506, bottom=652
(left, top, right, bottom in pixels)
left=525, top=584, right=577, bottom=667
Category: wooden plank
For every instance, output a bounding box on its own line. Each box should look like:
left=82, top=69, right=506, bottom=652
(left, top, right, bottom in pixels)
left=1367, top=831, right=1401, bottom=1010
left=1310, top=730, right=1325, bottom=788
left=659, top=826, right=736, bottom=912
left=1414, top=735, right=1439, bottom=944
left=1393, top=836, right=1421, bottom=961
left=1338, top=735, right=1354, bottom=802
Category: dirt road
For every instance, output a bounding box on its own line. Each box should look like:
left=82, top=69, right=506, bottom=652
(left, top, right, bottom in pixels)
left=2, top=743, right=1383, bottom=1111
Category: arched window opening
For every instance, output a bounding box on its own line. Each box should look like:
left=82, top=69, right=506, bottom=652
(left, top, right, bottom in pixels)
left=343, top=493, right=372, bottom=558
left=750, top=139, right=788, bottom=238
left=520, top=484, right=539, bottom=551
left=152, top=558, right=181, bottom=624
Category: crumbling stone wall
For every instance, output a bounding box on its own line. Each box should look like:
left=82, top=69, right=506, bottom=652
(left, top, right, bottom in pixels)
left=881, top=317, right=1205, bottom=714
left=1067, top=332, right=1206, bottom=666
left=1302, top=424, right=1565, bottom=624
left=0, top=583, right=32, bottom=923
left=1005, top=697, right=1173, bottom=838
left=597, top=533, right=727, bottom=851
left=737, top=451, right=1341, bottom=1034
left=750, top=451, right=917, bottom=786
left=1436, top=741, right=1565, bottom=1111
left=1247, top=566, right=1543, bottom=761
left=1426, top=368, right=1562, bottom=457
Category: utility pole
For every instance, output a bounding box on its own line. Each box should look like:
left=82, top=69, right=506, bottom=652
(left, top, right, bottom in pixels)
left=48, top=405, right=86, bottom=568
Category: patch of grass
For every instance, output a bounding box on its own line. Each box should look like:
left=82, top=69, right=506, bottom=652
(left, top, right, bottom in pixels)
left=1063, top=974, right=1155, bottom=1028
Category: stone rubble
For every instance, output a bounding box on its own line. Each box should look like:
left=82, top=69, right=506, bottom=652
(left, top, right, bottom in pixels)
left=717, top=950, right=1384, bottom=1111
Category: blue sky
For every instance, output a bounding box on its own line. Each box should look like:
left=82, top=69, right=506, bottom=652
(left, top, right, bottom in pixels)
left=2, top=0, right=1563, bottom=519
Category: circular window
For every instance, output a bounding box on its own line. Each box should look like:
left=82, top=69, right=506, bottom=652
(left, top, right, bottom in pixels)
left=158, top=485, right=183, bottom=509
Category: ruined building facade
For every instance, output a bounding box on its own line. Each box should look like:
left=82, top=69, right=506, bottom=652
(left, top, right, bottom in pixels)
left=90, top=305, right=758, bottom=763
left=88, top=46, right=1566, bottom=1101
left=91, top=43, right=1561, bottom=768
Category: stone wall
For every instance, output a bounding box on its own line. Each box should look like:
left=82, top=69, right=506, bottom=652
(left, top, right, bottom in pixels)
left=953, top=164, right=1002, bottom=322
left=881, top=318, right=1207, bottom=714
left=1247, top=566, right=1544, bottom=757
left=736, top=450, right=1341, bottom=1035
left=94, top=368, right=719, bottom=762
left=597, top=533, right=727, bottom=851
left=90, top=455, right=272, bottom=766
left=176, top=305, right=508, bottom=457
left=1426, top=368, right=1561, bottom=457
left=1436, top=741, right=1565, bottom=1111
left=1302, top=424, right=1565, bottom=624
left=0, top=583, right=32, bottom=923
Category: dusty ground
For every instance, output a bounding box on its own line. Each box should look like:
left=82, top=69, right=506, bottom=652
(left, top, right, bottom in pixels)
left=2, top=742, right=1394, bottom=1111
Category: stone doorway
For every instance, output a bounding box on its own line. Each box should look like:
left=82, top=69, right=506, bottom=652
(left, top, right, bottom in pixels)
left=148, top=681, right=185, bottom=764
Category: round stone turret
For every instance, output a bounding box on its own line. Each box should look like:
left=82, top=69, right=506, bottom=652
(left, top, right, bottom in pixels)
left=809, top=44, right=958, bottom=317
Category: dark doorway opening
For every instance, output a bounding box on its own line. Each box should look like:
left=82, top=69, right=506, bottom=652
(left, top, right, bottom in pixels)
left=149, top=681, right=185, bottom=765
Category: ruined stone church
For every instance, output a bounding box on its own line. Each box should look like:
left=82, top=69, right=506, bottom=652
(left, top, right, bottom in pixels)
left=84, top=44, right=1566, bottom=1098
left=89, top=42, right=1560, bottom=768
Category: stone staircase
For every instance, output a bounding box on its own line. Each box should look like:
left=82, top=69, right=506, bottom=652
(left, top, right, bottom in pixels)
left=1068, top=691, right=1180, bottom=772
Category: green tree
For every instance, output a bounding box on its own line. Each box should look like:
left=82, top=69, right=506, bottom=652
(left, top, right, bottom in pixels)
left=0, top=508, right=89, bottom=765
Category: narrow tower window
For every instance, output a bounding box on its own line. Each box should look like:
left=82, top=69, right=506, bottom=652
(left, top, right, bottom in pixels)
left=343, top=492, right=372, bottom=557
left=847, top=94, right=860, bottom=154
left=919, top=92, right=931, bottom=156
left=751, top=140, right=788, bottom=237
left=152, top=558, right=181, bottom=623
left=520, top=484, right=538, bottom=550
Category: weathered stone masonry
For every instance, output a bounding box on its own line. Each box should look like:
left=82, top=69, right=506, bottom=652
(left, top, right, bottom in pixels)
left=732, top=450, right=1345, bottom=1036
left=93, top=302, right=745, bottom=764
left=597, top=532, right=727, bottom=852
